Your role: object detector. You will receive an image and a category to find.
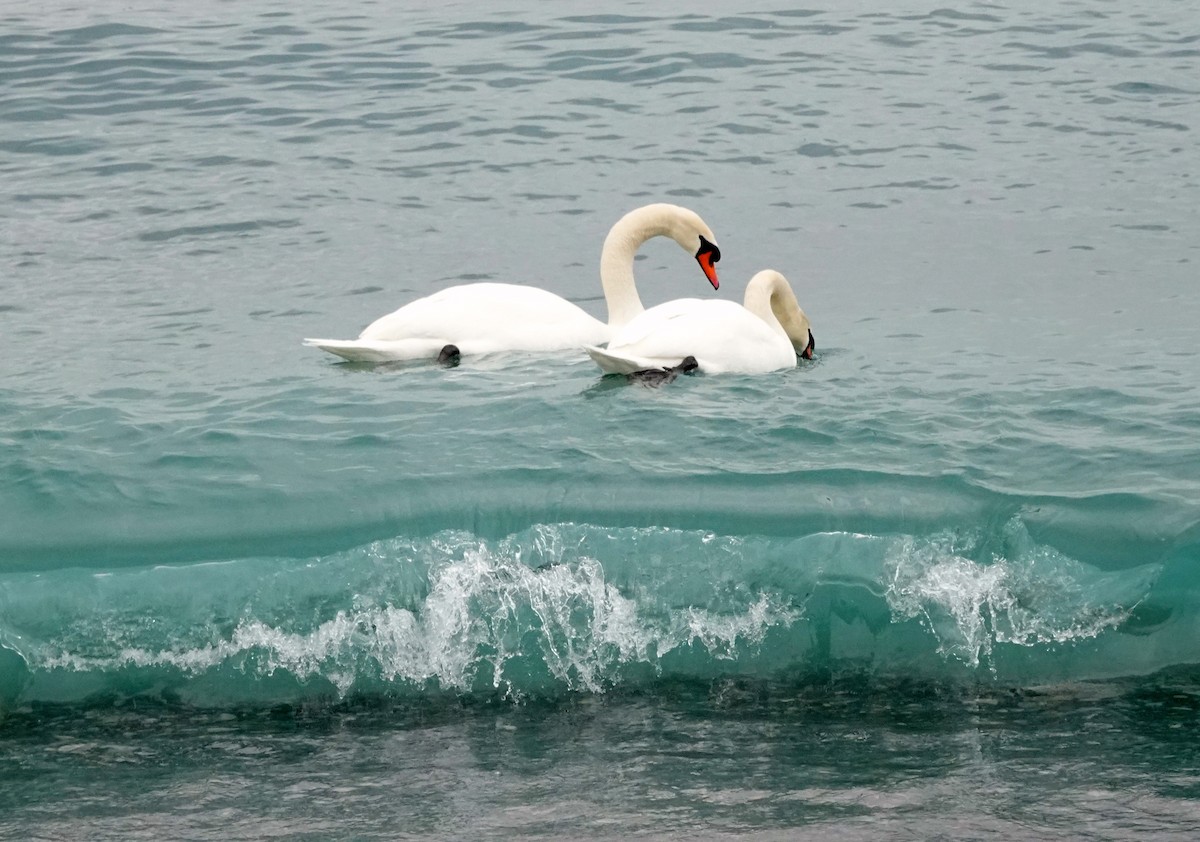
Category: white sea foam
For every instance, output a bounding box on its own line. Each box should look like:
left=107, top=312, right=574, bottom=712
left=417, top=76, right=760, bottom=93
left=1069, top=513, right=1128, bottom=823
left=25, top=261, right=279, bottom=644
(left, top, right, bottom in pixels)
left=38, top=538, right=800, bottom=699
left=884, top=519, right=1155, bottom=669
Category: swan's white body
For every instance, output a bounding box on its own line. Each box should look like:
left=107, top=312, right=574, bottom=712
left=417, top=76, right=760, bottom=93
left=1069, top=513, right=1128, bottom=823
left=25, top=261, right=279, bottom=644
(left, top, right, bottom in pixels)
left=304, top=203, right=719, bottom=362
left=586, top=270, right=812, bottom=375
left=306, top=283, right=607, bottom=362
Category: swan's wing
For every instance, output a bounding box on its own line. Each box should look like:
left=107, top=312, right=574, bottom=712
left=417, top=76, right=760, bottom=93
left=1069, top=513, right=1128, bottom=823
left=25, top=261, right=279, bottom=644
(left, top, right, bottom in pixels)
left=602, top=299, right=793, bottom=374
left=357, top=283, right=607, bottom=350
left=607, top=300, right=771, bottom=357
left=606, top=298, right=714, bottom=349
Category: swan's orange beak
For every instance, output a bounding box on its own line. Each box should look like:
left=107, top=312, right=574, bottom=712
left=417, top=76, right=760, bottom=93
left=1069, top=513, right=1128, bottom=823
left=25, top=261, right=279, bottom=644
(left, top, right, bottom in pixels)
left=801, top=331, right=815, bottom=360
left=697, top=252, right=719, bottom=289
left=695, top=236, right=720, bottom=290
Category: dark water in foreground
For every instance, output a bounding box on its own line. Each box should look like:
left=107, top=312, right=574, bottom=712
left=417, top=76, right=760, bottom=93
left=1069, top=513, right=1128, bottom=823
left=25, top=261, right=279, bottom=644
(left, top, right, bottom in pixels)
left=2, top=0, right=1199, bottom=836
left=4, top=678, right=1200, bottom=840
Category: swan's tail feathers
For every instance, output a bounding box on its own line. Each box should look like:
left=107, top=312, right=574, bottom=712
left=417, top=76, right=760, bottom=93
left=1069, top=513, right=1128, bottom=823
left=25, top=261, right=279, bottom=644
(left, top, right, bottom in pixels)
left=303, top=337, right=442, bottom=363
left=584, top=345, right=663, bottom=375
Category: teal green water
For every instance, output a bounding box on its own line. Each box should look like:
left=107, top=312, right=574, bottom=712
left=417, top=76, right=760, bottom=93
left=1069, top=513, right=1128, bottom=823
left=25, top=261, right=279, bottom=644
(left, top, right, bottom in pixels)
left=2, top=0, right=1200, bottom=837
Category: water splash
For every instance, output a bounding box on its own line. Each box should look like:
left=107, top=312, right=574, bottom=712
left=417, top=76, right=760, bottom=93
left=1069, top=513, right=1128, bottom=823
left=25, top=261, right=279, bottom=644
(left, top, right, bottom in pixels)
left=18, top=535, right=799, bottom=701
left=0, top=520, right=1178, bottom=707
left=884, top=518, right=1157, bottom=669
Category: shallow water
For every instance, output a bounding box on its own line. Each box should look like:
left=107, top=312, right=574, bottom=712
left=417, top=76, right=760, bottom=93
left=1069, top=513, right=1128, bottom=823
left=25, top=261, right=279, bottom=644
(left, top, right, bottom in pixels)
left=2, top=0, right=1199, bottom=838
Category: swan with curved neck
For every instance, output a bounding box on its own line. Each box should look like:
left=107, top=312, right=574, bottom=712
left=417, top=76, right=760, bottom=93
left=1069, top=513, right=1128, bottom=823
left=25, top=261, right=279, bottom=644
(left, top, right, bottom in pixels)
left=303, top=203, right=720, bottom=363
left=585, top=269, right=814, bottom=375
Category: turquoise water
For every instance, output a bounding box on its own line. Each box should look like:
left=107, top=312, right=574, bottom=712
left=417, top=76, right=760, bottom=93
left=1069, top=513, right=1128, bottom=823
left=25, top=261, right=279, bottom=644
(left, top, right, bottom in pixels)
left=3, top=0, right=1200, bottom=837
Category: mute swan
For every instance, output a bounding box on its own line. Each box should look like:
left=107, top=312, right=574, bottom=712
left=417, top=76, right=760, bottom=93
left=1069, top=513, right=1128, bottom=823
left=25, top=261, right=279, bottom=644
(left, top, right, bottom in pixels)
left=303, top=203, right=721, bottom=362
left=585, top=269, right=814, bottom=376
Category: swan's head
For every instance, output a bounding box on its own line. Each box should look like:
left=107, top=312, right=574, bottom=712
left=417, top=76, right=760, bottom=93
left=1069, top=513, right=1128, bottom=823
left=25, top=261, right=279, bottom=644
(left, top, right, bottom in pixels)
left=746, top=268, right=813, bottom=358
left=663, top=205, right=721, bottom=290
left=611, top=203, right=721, bottom=290
left=800, top=329, right=815, bottom=360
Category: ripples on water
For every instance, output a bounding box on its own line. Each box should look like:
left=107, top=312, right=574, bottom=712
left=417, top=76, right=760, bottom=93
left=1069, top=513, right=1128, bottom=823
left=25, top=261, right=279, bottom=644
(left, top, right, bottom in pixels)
left=2, top=0, right=1200, bottom=838
left=2, top=0, right=1196, bottom=561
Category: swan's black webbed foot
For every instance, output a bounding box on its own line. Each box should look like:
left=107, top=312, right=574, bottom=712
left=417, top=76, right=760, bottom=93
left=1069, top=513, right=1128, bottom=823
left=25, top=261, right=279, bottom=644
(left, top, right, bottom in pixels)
left=437, top=344, right=462, bottom=367
left=627, top=356, right=699, bottom=386
left=674, top=356, right=699, bottom=376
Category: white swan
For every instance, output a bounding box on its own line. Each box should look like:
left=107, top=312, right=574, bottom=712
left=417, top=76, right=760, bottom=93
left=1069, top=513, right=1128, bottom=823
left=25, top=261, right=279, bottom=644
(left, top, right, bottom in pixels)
left=585, top=269, right=814, bottom=375
left=303, top=203, right=721, bottom=362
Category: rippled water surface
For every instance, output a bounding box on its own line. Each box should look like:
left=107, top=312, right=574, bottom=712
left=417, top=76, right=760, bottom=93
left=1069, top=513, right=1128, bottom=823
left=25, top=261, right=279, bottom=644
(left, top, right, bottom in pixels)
left=2, top=0, right=1199, bottom=838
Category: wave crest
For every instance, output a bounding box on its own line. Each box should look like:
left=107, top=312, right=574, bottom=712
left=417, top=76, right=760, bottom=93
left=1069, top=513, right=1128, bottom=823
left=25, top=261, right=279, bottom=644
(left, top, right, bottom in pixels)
left=0, top=519, right=1185, bottom=708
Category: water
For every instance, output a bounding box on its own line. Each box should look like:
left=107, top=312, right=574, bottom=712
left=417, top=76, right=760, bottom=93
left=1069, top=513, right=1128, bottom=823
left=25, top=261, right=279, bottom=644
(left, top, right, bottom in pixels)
left=2, top=0, right=1199, bottom=837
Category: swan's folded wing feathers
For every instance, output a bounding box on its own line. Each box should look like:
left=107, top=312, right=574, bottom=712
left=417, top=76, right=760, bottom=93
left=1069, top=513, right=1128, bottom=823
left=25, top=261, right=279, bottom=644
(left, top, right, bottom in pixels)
left=359, top=283, right=608, bottom=350
left=594, top=297, right=795, bottom=375
left=605, top=297, right=708, bottom=348
left=607, top=299, right=752, bottom=359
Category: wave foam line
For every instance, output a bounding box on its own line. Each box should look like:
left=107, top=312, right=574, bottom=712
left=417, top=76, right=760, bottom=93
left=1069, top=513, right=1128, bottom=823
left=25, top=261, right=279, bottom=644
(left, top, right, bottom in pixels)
left=0, top=518, right=1179, bottom=705
left=34, top=548, right=799, bottom=699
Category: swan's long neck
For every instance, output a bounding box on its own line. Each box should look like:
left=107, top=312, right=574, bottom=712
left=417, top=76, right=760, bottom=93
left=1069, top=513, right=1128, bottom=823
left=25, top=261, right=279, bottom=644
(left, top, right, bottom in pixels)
left=744, top=271, right=811, bottom=353
left=599, top=204, right=698, bottom=329
left=599, top=225, right=645, bottom=328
